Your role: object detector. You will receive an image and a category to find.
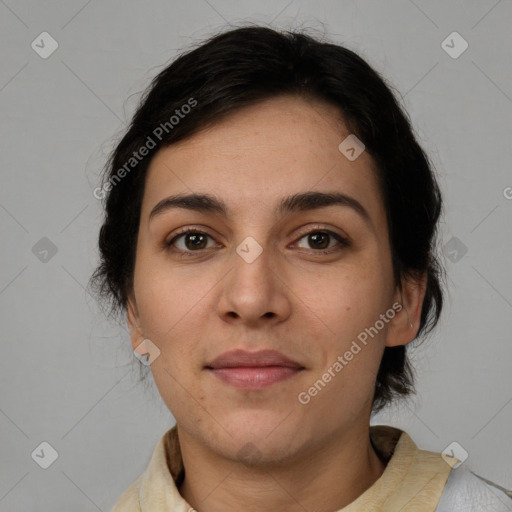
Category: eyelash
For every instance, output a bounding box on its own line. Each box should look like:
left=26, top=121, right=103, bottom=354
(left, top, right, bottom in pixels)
left=164, top=226, right=351, bottom=257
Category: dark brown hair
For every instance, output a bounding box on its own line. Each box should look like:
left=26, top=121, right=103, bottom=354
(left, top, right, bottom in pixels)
left=89, top=25, right=445, bottom=413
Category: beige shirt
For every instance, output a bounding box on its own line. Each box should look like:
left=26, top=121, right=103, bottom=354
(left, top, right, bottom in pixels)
left=111, top=424, right=456, bottom=511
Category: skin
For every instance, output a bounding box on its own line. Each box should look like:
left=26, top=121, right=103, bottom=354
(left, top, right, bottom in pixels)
left=126, top=94, right=426, bottom=512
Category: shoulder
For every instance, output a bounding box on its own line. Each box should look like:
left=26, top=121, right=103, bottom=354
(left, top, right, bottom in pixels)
left=110, top=474, right=142, bottom=512
left=435, top=464, right=512, bottom=512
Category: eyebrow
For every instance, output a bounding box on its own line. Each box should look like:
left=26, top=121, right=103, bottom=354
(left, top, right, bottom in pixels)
left=149, top=191, right=371, bottom=226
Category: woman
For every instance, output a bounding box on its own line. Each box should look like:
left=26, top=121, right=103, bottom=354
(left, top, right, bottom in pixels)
left=90, top=25, right=512, bottom=512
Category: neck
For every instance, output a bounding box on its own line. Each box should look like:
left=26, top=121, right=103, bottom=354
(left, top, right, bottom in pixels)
left=177, top=424, right=386, bottom=512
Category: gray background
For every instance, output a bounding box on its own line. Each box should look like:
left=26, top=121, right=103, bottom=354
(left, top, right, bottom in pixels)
left=1, top=0, right=511, bottom=510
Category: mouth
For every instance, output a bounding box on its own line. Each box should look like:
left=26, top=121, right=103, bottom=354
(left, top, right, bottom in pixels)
left=207, top=366, right=304, bottom=389
left=205, top=349, right=305, bottom=390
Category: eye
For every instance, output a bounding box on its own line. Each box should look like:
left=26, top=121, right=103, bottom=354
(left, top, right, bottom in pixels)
left=164, top=227, right=350, bottom=256
left=294, top=229, right=350, bottom=254
left=165, top=228, right=217, bottom=254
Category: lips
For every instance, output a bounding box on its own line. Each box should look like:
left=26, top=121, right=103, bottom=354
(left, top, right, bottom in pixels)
left=205, top=349, right=304, bottom=390
left=206, top=349, right=303, bottom=369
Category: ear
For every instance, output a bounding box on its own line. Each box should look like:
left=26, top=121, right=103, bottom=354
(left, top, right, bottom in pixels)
left=385, top=272, right=427, bottom=347
left=126, top=292, right=144, bottom=352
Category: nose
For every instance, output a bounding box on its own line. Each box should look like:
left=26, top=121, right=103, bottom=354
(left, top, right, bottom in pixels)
left=216, top=241, right=292, bottom=328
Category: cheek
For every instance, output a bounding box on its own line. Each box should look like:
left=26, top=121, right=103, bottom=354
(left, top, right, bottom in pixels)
left=131, top=274, right=210, bottom=409
left=301, top=283, right=388, bottom=415
left=134, top=268, right=209, bottom=417
left=133, top=252, right=211, bottom=339
left=297, top=259, right=391, bottom=389
left=300, top=256, right=392, bottom=335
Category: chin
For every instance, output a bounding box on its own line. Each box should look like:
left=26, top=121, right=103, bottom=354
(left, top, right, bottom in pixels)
left=216, top=411, right=306, bottom=457
left=224, top=408, right=292, bottom=437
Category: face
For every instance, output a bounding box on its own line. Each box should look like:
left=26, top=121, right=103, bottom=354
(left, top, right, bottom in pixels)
left=127, top=95, right=421, bottom=464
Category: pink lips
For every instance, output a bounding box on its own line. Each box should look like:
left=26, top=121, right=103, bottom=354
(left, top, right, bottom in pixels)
left=205, top=349, right=304, bottom=390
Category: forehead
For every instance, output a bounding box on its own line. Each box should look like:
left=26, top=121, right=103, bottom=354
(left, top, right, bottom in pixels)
left=141, top=95, right=385, bottom=229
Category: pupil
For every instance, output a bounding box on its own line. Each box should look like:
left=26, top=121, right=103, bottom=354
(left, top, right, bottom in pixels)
left=310, top=232, right=328, bottom=249
left=187, top=233, right=206, bottom=250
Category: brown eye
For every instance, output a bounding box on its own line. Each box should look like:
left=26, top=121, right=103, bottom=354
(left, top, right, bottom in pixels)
left=295, top=230, right=350, bottom=253
left=307, top=232, right=330, bottom=249
left=165, top=227, right=349, bottom=256
left=166, top=230, right=215, bottom=252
